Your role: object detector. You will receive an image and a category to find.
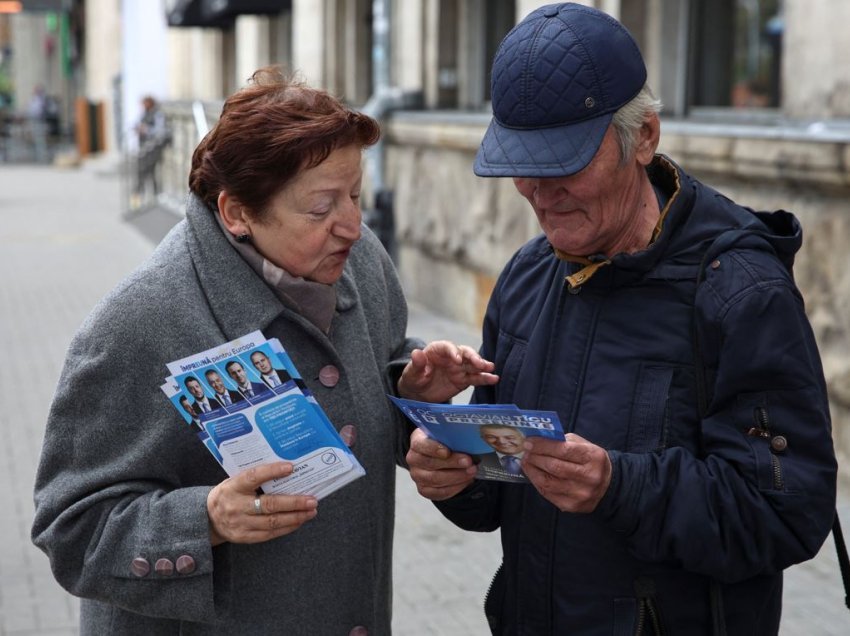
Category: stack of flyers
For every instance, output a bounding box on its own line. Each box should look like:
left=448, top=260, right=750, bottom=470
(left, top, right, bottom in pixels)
left=389, top=396, right=565, bottom=483
left=161, top=330, right=365, bottom=499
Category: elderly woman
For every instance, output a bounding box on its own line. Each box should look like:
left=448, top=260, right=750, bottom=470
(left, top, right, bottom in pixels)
left=32, top=67, right=495, bottom=635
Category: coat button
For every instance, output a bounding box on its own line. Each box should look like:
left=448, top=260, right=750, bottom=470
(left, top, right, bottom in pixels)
left=155, top=558, right=174, bottom=576
left=339, top=424, right=356, bottom=447
left=349, top=627, right=368, bottom=636
left=130, top=557, right=150, bottom=577
left=319, top=365, right=340, bottom=387
left=711, top=259, right=721, bottom=269
left=175, top=555, right=196, bottom=575
left=770, top=435, right=788, bottom=452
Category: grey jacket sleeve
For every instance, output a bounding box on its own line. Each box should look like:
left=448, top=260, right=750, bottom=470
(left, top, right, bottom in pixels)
left=31, top=298, right=224, bottom=623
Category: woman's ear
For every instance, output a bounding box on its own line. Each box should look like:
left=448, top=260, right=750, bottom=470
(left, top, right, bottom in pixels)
left=217, top=191, right=251, bottom=238
left=635, top=113, right=661, bottom=166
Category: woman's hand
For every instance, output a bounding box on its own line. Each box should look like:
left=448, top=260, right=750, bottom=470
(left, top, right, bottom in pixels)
left=207, top=462, right=318, bottom=546
left=398, top=340, right=498, bottom=403
left=406, top=429, right=477, bottom=500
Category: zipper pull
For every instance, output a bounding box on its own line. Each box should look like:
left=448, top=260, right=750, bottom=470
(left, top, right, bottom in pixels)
left=746, top=407, right=771, bottom=438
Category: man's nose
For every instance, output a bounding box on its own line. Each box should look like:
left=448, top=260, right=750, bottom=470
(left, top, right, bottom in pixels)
left=531, top=178, right=569, bottom=208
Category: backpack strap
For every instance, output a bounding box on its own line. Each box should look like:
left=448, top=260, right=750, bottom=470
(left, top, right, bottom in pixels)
left=833, top=513, right=850, bottom=609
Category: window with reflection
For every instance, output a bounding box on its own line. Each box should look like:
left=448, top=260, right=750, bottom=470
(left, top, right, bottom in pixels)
left=691, top=0, right=782, bottom=109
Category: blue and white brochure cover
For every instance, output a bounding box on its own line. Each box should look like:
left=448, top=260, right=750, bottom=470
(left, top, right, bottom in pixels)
left=161, top=331, right=364, bottom=499
left=389, top=396, right=565, bottom=483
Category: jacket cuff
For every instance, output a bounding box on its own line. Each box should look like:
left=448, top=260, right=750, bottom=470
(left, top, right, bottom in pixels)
left=593, top=450, right=648, bottom=536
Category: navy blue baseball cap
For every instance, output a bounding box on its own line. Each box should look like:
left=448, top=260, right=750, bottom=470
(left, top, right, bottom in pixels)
left=474, top=3, right=647, bottom=178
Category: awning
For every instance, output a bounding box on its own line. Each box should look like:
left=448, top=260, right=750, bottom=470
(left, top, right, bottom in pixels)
left=20, top=0, right=65, bottom=11
left=166, top=0, right=232, bottom=28
left=201, top=0, right=290, bottom=20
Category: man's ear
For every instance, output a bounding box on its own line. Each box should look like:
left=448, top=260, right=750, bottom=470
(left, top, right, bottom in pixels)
left=635, top=113, right=661, bottom=166
left=217, top=191, right=252, bottom=237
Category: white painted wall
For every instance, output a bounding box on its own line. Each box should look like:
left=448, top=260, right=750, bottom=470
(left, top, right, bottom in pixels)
left=292, top=0, right=325, bottom=85
left=121, top=0, right=169, bottom=149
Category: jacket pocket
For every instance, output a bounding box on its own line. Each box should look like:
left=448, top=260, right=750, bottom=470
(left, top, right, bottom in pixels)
left=626, top=364, right=675, bottom=452
left=494, top=331, right=527, bottom=403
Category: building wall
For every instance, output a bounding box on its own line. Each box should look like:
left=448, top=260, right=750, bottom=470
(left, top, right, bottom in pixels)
left=783, top=0, right=850, bottom=118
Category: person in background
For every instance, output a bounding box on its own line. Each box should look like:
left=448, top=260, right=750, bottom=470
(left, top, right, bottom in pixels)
left=132, top=95, right=169, bottom=203
left=26, top=84, right=49, bottom=163
left=405, top=4, right=837, bottom=634
left=32, top=66, right=496, bottom=635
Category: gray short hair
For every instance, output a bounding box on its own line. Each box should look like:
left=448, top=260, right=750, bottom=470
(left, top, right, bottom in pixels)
left=611, top=84, right=662, bottom=163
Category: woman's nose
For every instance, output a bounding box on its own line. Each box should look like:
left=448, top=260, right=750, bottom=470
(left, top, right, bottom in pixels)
left=334, top=199, right=362, bottom=240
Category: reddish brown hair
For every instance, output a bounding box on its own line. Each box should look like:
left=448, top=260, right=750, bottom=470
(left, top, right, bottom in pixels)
left=189, top=66, right=380, bottom=215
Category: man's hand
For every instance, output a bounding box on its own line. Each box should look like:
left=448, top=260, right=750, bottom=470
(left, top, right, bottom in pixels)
left=207, top=462, right=318, bottom=546
left=398, top=341, right=498, bottom=403
left=406, top=429, right=478, bottom=500
left=521, top=433, right=612, bottom=513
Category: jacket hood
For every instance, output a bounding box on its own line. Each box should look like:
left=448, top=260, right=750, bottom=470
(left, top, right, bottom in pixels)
left=637, top=156, right=803, bottom=278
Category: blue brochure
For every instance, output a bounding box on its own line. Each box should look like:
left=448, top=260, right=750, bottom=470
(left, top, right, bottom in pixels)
left=389, top=396, right=565, bottom=483
left=161, top=331, right=364, bottom=499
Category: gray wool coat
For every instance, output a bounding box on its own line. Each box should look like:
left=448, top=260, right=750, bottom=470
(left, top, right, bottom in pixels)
left=32, top=194, right=421, bottom=635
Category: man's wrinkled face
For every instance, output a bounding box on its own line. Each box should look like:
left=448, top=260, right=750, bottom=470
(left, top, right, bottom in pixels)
left=512, top=126, right=649, bottom=257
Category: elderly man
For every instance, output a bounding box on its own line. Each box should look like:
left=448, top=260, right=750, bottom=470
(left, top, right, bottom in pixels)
left=406, top=4, right=837, bottom=634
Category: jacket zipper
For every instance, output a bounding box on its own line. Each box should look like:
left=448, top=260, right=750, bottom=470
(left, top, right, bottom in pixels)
left=748, top=406, right=783, bottom=489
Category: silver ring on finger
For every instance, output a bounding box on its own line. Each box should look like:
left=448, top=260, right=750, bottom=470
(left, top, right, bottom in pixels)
left=253, top=496, right=263, bottom=515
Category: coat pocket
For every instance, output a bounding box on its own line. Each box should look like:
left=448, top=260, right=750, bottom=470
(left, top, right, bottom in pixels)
left=626, top=364, right=675, bottom=452
left=493, top=330, right=527, bottom=404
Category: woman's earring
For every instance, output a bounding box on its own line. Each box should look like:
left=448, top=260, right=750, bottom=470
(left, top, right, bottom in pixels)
left=235, top=233, right=250, bottom=243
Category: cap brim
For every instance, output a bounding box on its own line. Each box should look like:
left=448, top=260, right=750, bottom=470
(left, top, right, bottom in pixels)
left=473, top=113, right=613, bottom=178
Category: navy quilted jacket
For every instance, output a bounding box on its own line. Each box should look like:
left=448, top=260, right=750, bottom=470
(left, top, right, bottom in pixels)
left=436, top=156, right=837, bottom=635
